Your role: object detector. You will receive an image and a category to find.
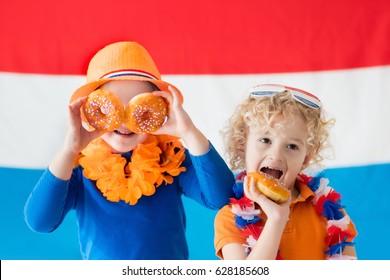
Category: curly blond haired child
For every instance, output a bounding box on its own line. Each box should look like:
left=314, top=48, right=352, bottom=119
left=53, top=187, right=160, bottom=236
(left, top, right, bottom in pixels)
left=214, top=84, right=357, bottom=260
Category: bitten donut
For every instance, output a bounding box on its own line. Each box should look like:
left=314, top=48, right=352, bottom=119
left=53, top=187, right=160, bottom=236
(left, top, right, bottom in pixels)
left=247, top=171, right=290, bottom=203
left=125, top=93, right=168, bottom=134
left=82, top=89, right=124, bottom=132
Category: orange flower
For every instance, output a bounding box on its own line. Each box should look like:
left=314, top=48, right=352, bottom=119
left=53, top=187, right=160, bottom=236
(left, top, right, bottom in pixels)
left=78, top=135, right=186, bottom=205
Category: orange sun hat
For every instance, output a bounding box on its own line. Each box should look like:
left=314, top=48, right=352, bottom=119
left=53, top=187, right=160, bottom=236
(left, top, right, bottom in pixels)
left=71, top=41, right=182, bottom=103
left=70, top=42, right=183, bottom=131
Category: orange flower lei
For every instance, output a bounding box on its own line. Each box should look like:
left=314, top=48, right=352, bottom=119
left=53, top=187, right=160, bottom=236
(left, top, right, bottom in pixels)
left=77, top=135, right=186, bottom=205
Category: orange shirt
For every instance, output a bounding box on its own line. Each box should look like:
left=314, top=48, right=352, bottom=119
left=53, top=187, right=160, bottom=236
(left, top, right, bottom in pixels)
left=214, top=181, right=357, bottom=260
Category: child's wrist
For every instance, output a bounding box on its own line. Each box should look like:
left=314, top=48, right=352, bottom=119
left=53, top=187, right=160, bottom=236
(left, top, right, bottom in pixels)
left=59, top=144, right=81, bottom=162
left=180, top=127, right=209, bottom=156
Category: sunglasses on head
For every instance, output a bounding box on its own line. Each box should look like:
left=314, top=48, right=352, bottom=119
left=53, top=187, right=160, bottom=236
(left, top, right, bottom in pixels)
left=249, top=84, right=322, bottom=109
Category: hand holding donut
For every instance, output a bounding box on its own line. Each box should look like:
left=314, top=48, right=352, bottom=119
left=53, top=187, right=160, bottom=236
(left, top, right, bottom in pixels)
left=151, top=86, right=194, bottom=138
left=244, top=173, right=291, bottom=224
left=66, top=97, right=101, bottom=156
left=247, top=171, right=290, bottom=203
left=152, top=86, right=210, bottom=155
left=49, top=97, right=101, bottom=182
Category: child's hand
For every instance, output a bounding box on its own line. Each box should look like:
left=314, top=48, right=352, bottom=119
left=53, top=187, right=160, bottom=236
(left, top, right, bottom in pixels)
left=151, top=86, right=194, bottom=138
left=49, top=97, right=100, bottom=181
left=243, top=175, right=291, bottom=225
left=152, top=86, right=210, bottom=155
left=64, top=97, right=100, bottom=156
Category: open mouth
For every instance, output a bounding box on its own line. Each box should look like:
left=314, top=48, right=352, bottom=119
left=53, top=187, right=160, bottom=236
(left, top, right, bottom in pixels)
left=114, top=130, right=133, bottom=136
left=260, top=166, right=283, bottom=180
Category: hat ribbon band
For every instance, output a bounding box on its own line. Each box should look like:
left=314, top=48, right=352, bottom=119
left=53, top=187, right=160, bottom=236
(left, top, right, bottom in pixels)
left=100, top=69, right=158, bottom=80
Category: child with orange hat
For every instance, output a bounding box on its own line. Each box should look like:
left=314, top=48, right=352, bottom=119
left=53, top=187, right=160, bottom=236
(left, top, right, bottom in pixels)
left=214, top=84, right=357, bottom=260
left=24, top=41, right=234, bottom=259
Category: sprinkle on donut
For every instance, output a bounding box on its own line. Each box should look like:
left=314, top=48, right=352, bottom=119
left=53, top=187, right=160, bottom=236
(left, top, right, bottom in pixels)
left=82, top=89, right=124, bottom=132
left=125, top=93, right=168, bottom=134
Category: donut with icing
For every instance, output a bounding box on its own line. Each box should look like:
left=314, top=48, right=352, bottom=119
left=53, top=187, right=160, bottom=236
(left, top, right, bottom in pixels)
left=125, top=93, right=168, bottom=134
left=82, top=89, right=124, bottom=132
left=247, top=171, right=290, bottom=203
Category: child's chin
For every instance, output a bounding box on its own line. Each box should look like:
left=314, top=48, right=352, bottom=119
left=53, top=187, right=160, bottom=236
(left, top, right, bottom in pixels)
left=104, top=132, right=148, bottom=153
left=111, top=144, right=135, bottom=153
left=108, top=138, right=137, bottom=153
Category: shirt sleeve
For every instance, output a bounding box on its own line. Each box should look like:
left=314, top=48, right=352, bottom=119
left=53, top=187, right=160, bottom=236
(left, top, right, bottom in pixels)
left=214, top=205, right=245, bottom=259
left=178, top=141, right=235, bottom=209
left=24, top=168, right=79, bottom=233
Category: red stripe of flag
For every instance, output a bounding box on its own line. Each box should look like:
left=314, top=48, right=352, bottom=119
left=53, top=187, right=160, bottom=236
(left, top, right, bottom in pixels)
left=1, top=0, right=389, bottom=75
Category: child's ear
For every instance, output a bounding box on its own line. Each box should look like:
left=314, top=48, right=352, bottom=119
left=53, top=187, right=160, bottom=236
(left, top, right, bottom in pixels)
left=301, top=154, right=312, bottom=171
left=236, top=145, right=246, bottom=159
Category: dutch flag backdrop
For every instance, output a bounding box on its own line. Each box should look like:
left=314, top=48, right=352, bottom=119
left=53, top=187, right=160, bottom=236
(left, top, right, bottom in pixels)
left=1, top=0, right=389, bottom=260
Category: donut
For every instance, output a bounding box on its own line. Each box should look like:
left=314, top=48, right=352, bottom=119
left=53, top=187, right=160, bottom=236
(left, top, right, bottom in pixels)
left=82, top=89, right=124, bottom=132
left=247, top=171, right=290, bottom=203
left=125, top=93, right=168, bottom=134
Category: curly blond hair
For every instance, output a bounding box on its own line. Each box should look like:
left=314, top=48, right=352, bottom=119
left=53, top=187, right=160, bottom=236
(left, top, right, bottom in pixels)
left=221, top=90, right=335, bottom=171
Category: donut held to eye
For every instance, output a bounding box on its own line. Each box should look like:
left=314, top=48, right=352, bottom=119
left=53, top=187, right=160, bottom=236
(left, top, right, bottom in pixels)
left=82, top=89, right=124, bottom=132
left=125, top=93, right=168, bottom=134
left=247, top=171, right=290, bottom=203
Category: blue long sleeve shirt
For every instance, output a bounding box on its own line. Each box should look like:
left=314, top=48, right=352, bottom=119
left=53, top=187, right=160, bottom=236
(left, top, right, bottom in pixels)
left=24, top=143, right=234, bottom=260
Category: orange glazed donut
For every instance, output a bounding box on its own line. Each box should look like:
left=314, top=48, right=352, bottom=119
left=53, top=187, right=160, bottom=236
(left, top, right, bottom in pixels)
left=82, top=89, right=124, bottom=132
left=247, top=171, right=290, bottom=203
left=125, top=93, right=168, bottom=134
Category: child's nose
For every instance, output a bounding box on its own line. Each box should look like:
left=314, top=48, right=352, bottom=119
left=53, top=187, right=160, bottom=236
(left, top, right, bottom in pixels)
left=268, top=145, right=284, bottom=161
